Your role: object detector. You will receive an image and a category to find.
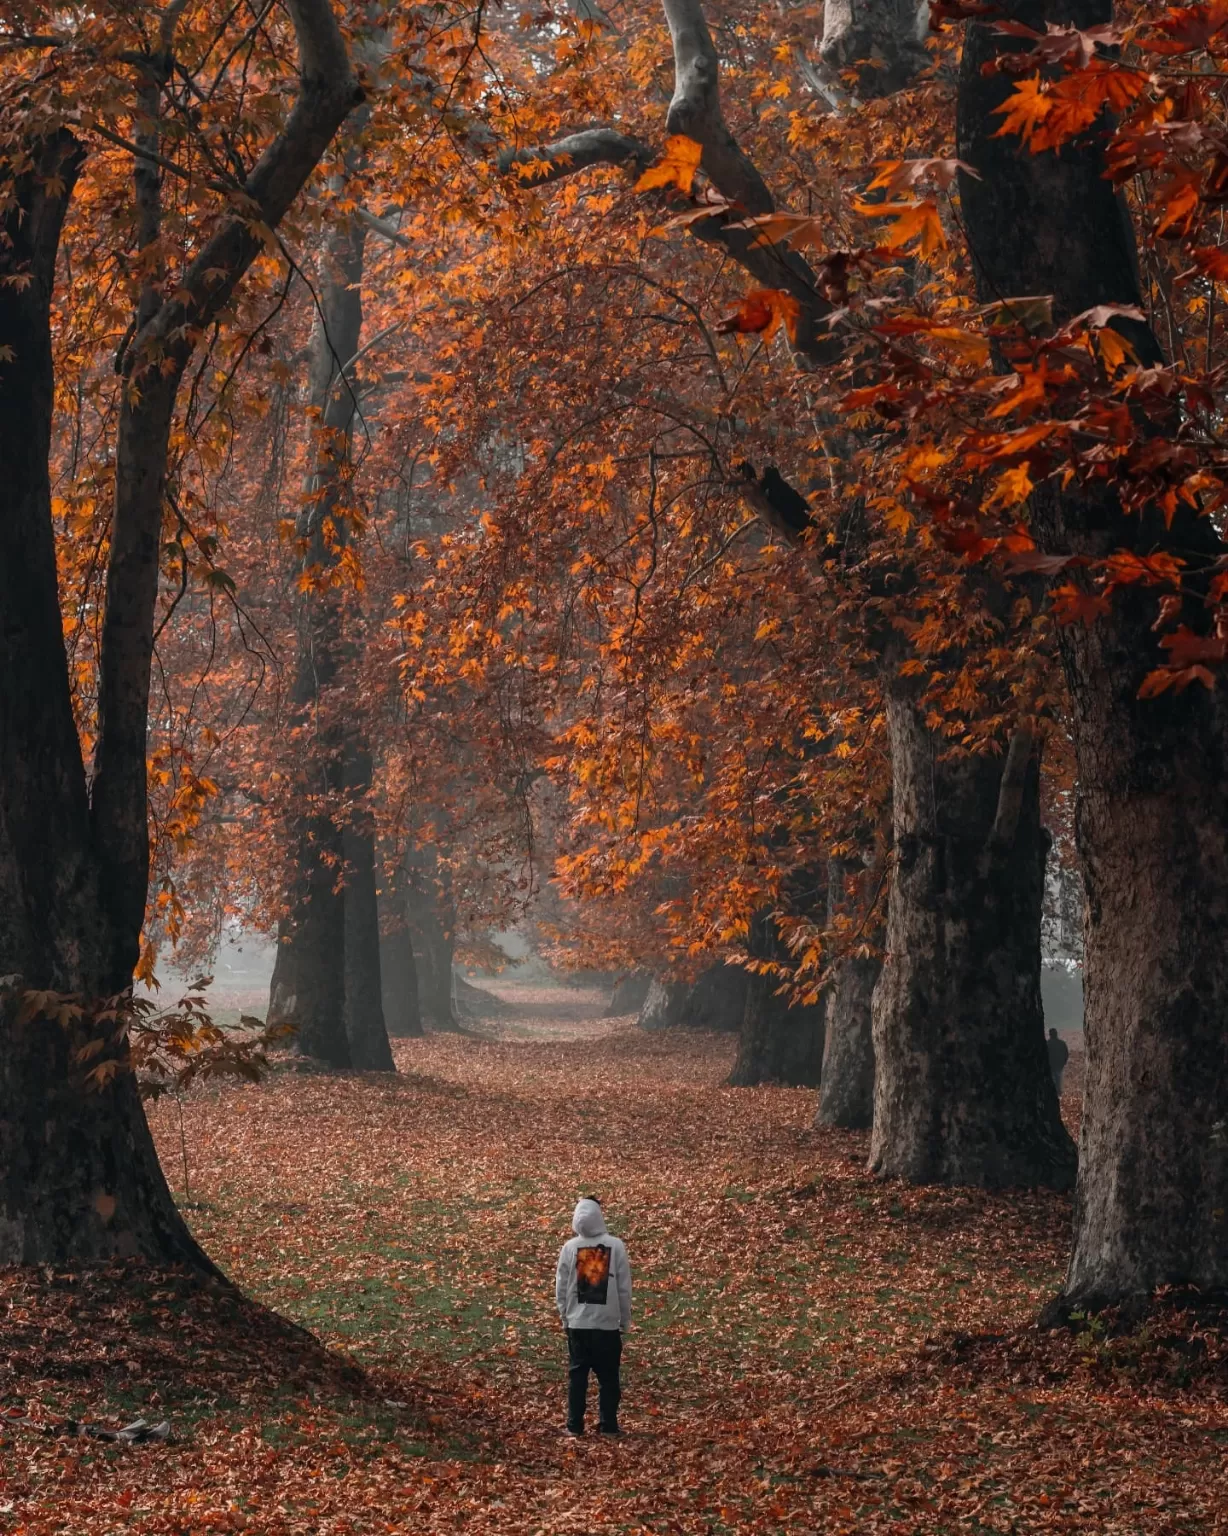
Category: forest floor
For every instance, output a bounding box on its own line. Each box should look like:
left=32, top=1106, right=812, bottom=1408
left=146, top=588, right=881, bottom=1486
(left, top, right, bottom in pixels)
left=2, top=979, right=1227, bottom=1534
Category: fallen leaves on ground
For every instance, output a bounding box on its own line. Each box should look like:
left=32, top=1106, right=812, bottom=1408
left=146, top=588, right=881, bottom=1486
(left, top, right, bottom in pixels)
left=1, top=983, right=1225, bottom=1533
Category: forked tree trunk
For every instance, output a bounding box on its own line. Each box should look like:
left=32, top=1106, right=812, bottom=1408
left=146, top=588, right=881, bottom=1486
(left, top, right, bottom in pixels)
left=869, top=692, right=1075, bottom=1187
left=0, top=133, right=207, bottom=1267
left=728, top=909, right=825, bottom=1087
left=959, top=0, right=1228, bottom=1302
left=816, top=856, right=881, bottom=1130
left=1, top=2, right=357, bottom=1265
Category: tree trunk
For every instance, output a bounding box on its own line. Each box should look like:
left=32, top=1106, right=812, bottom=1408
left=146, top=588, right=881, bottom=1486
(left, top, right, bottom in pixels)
left=1, top=2, right=356, bottom=1265
left=288, top=814, right=350, bottom=1068
left=677, top=964, right=748, bottom=1032
left=869, top=691, right=1075, bottom=1187
left=606, top=971, right=652, bottom=1017
left=341, top=748, right=394, bottom=1070
left=408, top=873, right=459, bottom=1030
left=343, top=829, right=394, bottom=1069
left=0, top=132, right=208, bottom=1267
left=636, top=978, right=688, bottom=1031
left=819, top=0, right=928, bottom=96
left=267, top=921, right=298, bottom=1027
left=379, top=909, right=424, bottom=1038
left=280, top=203, right=378, bottom=1069
left=816, top=855, right=881, bottom=1130
left=728, top=909, right=825, bottom=1087
left=958, top=0, right=1228, bottom=1301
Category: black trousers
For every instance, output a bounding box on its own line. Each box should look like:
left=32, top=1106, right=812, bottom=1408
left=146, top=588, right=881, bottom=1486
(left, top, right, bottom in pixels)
left=566, top=1327, right=622, bottom=1431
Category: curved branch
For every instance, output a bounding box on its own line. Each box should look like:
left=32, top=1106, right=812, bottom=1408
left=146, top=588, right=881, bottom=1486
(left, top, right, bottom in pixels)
left=660, top=0, right=773, bottom=216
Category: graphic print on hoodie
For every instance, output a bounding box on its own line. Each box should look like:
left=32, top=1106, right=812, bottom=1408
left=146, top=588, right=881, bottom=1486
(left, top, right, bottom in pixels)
left=575, top=1244, right=611, bottom=1305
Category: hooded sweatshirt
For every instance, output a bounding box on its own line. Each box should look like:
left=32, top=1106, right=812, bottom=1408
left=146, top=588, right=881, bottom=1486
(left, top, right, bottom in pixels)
left=555, top=1198, right=632, bottom=1332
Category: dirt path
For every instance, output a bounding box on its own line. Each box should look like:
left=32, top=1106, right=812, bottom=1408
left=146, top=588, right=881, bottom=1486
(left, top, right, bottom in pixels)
left=1, top=983, right=1223, bottom=1534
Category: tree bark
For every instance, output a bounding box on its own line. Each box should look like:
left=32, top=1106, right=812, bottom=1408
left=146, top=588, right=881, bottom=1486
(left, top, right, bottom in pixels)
left=818, top=955, right=878, bottom=1127
left=816, top=858, right=881, bottom=1130
left=342, top=753, right=394, bottom=1070
left=728, top=909, right=825, bottom=1087
left=819, top=0, right=928, bottom=97
left=281, top=198, right=380, bottom=1069
left=677, top=964, right=748, bottom=1032
left=869, top=690, right=1075, bottom=1187
left=0, top=131, right=208, bottom=1266
left=958, top=0, right=1228, bottom=1302
left=407, top=870, right=459, bottom=1030
left=267, top=921, right=298, bottom=1027
left=817, top=860, right=885, bottom=1124
left=636, top=978, right=688, bottom=1031
left=606, top=971, right=653, bottom=1017
left=379, top=903, right=424, bottom=1038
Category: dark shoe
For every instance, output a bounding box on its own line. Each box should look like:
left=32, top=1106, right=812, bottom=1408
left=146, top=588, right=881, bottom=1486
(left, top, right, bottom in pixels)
left=597, top=1425, right=621, bottom=1436
left=565, top=1425, right=584, bottom=1437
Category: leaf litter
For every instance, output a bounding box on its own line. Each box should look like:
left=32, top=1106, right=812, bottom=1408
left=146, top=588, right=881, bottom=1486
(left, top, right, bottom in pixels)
left=1, top=984, right=1226, bottom=1533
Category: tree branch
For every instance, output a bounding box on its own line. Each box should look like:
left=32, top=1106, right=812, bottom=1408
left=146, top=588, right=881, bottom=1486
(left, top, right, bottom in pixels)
left=496, top=129, right=654, bottom=186
left=357, top=207, right=410, bottom=247
left=988, top=727, right=1036, bottom=852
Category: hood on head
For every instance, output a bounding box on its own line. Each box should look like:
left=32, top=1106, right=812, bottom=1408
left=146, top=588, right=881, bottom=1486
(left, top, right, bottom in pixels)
left=572, top=1198, right=607, bottom=1238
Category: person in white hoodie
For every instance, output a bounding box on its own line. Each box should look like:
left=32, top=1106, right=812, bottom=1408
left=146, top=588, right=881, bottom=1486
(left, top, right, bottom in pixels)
left=555, top=1196, right=632, bottom=1436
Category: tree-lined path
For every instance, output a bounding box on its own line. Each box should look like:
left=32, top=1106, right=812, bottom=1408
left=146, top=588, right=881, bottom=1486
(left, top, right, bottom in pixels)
left=2, top=985, right=1224, bottom=1534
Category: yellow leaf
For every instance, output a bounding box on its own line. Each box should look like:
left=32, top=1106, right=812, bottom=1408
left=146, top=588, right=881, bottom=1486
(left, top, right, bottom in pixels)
left=985, top=463, right=1035, bottom=509
left=636, top=135, right=704, bottom=195
left=1096, top=326, right=1137, bottom=373
left=854, top=198, right=945, bottom=256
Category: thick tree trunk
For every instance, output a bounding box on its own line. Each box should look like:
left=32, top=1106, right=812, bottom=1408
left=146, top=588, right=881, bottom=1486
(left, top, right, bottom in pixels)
left=288, top=814, right=350, bottom=1067
left=816, top=856, right=881, bottom=1130
left=728, top=909, right=825, bottom=1087
left=870, top=693, right=1075, bottom=1186
left=636, top=978, right=688, bottom=1031
left=677, top=964, right=748, bottom=1032
left=958, top=0, right=1228, bottom=1301
left=0, top=133, right=208, bottom=1267
left=606, top=971, right=652, bottom=1017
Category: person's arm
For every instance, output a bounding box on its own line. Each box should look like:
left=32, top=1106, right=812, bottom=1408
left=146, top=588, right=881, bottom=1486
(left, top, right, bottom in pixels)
left=555, top=1243, right=571, bottom=1326
left=615, top=1240, right=632, bottom=1332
